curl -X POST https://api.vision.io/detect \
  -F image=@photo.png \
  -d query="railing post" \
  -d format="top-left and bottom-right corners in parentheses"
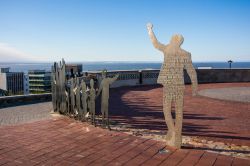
top-left (139, 70), bottom-right (143, 85)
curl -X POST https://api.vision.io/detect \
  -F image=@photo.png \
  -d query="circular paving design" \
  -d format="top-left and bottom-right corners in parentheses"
top-left (198, 87), bottom-right (250, 103)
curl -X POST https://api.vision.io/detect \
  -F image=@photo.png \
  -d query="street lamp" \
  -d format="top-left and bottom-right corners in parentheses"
top-left (228, 60), bottom-right (233, 69)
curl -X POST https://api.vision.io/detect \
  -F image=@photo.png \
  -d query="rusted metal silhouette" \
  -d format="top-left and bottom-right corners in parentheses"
top-left (51, 60), bottom-right (118, 129)
top-left (75, 77), bottom-right (81, 119)
top-left (147, 23), bottom-right (198, 148)
top-left (89, 79), bottom-right (96, 126)
top-left (81, 80), bottom-right (88, 120)
top-left (97, 70), bottom-right (119, 129)
top-left (51, 59), bottom-right (66, 114)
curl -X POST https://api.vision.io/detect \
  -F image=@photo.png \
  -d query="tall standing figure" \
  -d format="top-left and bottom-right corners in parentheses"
top-left (147, 23), bottom-right (198, 148)
top-left (81, 80), bottom-right (88, 121)
top-left (75, 77), bottom-right (81, 119)
top-left (89, 79), bottom-right (96, 126)
top-left (97, 71), bottom-right (119, 129)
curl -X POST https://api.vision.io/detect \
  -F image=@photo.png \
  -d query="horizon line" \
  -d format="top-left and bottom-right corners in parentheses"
top-left (1, 60), bottom-right (250, 64)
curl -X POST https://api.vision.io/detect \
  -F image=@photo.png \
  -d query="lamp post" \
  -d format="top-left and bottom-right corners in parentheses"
top-left (228, 60), bottom-right (233, 69)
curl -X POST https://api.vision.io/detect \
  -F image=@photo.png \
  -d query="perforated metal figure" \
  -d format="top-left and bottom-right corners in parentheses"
top-left (70, 78), bottom-right (76, 115)
top-left (51, 59), bottom-right (67, 113)
top-left (147, 23), bottom-right (198, 148)
top-left (65, 89), bottom-right (70, 115)
top-left (97, 71), bottom-right (119, 129)
top-left (75, 78), bottom-right (81, 119)
top-left (81, 80), bottom-right (88, 121)
top-left (51, 64), bottom-right (57, 112)
top-left (89, 79), bottom-right (96, 126)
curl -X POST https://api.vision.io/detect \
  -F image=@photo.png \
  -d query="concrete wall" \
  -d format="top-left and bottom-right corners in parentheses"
top-left (99, 69), bottom-right (250, 87)
top-left (0, 93), bottom-right (51, 108)
top-left (196, 69), bottom-right (250, 83)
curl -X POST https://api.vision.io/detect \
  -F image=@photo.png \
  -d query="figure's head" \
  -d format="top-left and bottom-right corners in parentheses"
top-left (170, 34), bottom-right (184, 46)
top-left (101, 69), bottom-right (107, 79)
top-left (81, 80), bottom-right (86, 90)
top-left (90, 79), bottom-right (94, 88)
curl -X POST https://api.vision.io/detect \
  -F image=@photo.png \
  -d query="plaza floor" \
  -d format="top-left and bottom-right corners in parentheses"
top-left (0, 83), bottom-right (249, 165)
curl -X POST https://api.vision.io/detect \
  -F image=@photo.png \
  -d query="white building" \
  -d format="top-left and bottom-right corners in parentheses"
top-left (0, 68), bottom-right (24, 95)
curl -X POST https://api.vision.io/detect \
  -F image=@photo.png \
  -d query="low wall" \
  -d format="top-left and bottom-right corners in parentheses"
top-left (195, 69), bottom-right (250, 83)
top-left (0, 93), bottom-right (51, 108)
top-left (94, 69), bottom-right (250, 87)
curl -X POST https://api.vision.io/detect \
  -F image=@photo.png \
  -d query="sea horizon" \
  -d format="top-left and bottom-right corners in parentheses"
top-left (0, 61), bottom-right (250, 73)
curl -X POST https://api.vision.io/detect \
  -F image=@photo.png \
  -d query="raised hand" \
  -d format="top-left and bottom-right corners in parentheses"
top-left (147, 22), bottom-right (153, 31)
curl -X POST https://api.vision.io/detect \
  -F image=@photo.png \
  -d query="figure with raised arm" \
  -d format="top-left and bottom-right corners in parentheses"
top-left (147, 23), bottom-right (198, 148)
top-left (96, 70), bottom-right (119, 129)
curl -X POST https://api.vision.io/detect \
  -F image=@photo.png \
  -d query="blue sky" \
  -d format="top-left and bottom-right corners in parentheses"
top-left (0, 0), bottom-right (249, 62)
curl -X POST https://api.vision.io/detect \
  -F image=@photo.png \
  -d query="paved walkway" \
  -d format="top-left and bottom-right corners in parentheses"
top-left (0, 83), bottom-right (250, 165)
top-left (0, 117), bottom-right (249, 166)
top-left (0, 102), bottom-right (52, 126)
top-left (107, 83), bottom-right (250, 147)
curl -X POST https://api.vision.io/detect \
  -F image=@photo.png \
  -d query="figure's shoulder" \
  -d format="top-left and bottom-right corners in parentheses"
top-left (180, 49), bottom-right (191, 58)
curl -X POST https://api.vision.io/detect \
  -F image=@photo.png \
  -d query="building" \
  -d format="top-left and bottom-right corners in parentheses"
top-left (66, 64), bottom-right (82, 78)
top-left (28, 70), bottom-right (51, 94)
top-left (0, 68), bottom-right (24, 95)
top-left (23, 74), bottom-right (29, 95)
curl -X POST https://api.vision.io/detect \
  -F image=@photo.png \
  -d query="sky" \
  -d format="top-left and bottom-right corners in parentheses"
top-left (0, 0), bottom-right (249, 62)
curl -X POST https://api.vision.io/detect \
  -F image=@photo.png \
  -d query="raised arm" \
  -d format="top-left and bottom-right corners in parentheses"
top-left (108, 74), bottom-right (119, 84)
top-left (185, 53), bottom-right (198, 96)
top-left (147, 23), bottom-right (165, 51)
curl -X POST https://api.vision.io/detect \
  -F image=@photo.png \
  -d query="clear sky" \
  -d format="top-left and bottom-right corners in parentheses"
top-left (0, 0), bottom-right (249, 62)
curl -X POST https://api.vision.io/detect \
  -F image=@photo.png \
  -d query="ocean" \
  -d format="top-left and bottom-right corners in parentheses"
top-left (0, 62), bottom-right (250, 73)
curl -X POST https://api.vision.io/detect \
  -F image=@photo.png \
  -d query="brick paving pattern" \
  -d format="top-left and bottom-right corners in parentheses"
top-left (0, 83), bottom-right (249, 165)
top-left (0, 117), bottom-right (249, 166)
top-left (198, 87), bottom-right (250, 103)
top-left (108, 83), bottom-right (250, 146)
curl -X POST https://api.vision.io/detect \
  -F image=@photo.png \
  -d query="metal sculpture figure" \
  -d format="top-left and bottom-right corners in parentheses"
top-left (89, 79), bottom-right (96, 126)
top-left (147, 23), bottom-right (198, 148)
top-left (65, 89), bottom-right (70, 115)
top-left (75, 77), bottom-right (81, 119)
top-left (51, 63), bottom-right (57, 112)
top-left (81, 80), bottom-right (88, 121)
top-left (51, 59), bottom-right (67, 113)
top-left (59, 59), bottom-right (67, 113)
top-left (69, 78), bottom-right (76, 115)
top-left (52, 60), bottom-right (120, 129)
top-left (97, 70), bottom-right (119, 129)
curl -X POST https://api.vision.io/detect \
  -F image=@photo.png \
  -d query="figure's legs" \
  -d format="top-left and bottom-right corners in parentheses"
top-left (105, 103), bottom-right (111, 130)
top-left (66, 99), bottom-right (69, 115)
top-left (83, 103), bottom-right (87, 121)
top-left (174, 91), bottom-right (184, 148)
top-left (101, 101), bottom-right (105, 127)
top-left (163, 86), bottom-right (175, 145)
top-left (93, 104), bottom-right (96, 127)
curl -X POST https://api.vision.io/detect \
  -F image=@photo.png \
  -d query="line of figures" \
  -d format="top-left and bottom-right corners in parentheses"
top-left (51, 59), bottom-right (119, 129)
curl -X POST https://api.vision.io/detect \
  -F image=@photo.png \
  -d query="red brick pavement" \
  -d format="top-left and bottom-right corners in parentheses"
top-left (0, 83), bottom-right (250, 165)
top-left (0, 117), bottom-right (249, 166)
top-left (108, 83), bottom-right (250, 146)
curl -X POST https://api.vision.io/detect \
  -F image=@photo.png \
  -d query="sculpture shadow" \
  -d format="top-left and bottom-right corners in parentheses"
top-left (100, 85), bottom-right (250, 143)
